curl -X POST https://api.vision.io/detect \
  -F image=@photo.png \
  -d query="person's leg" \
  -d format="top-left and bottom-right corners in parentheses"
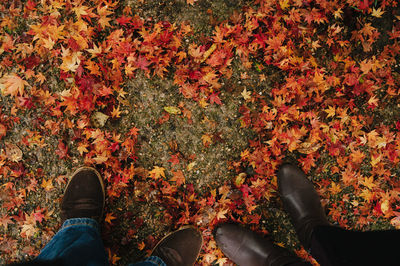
top-left (215, 223), bottom-right (311, 266)
top-left (310, 225), bottom-right (400, 266)
top-left (278, 163), bottom-right (400, 266)
top-left (128, 226), bottom-right (202, 266)
top-left (34, 167), bottom-right (108, 266)
top-left (35, 218), bottom-right (108, 266)
top-left (277, 163), bottom-right (330, 251)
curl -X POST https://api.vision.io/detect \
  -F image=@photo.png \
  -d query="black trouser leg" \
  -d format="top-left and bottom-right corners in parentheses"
top-left (309, 225), bottom-right (400, 266)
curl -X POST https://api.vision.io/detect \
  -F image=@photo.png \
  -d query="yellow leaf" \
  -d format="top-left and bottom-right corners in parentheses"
top-left (164, 106), bottom-right (181, 115)
top-left (111, 105), bottom-right (121, 118)
top-left (216, 209), bottom-right (228, 220)
top-left (279, 0), bottom-right (289, 10)
top-left (60, 47), bottom-right (81, 72)
top-left (149, 166), bottom-right (165, 180)
top-left (93, 154), bottom-right (108, 164)
top-left (202, 43), bottom-right (217, 62)
top-left (235, 173), bottom-right (246, 187)
top-left (41, 179), bottom-right (54, 192)
top-left (361, 176), bottom-right (376, 190)
top-left (198, 98), bottom-right (209, 108)
top-left (77, 143), bottom-right (89, 155)
top-left (391, 216), bottom-right (400, 229)
top-left (241, 88), bottom-right (251, 100)
top-left (371, 8), bottom-right (384, 18)
top-left (324, 106), bottom-right (335, 118)
top-left (381, 199), bottom-right (389, 214)
top-left (21, 223), bottom-right (37, 238)
top-left (201, 134), bottom-right (212, 147)
top-left (187, 161), bottom-right (196, 171)
top-left (0, 74), bottom-right (28, 96)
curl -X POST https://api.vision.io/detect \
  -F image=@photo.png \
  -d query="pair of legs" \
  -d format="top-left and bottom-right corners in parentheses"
top-left (15, 164), bottom-right (400, 265)
top-left (26, 167), bottom-right (203, 266)
top-left (214, 163), bottom-right (400, 266)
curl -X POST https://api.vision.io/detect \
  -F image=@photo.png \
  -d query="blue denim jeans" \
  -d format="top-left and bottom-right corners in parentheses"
top-left (35, 218), bottom-right (166, 266)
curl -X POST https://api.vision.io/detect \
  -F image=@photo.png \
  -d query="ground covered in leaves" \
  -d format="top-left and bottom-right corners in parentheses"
top-left (1, 0), bottom-right (400, 265)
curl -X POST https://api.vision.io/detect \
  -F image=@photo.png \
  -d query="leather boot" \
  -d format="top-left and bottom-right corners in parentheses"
top-left (215, 223), bottom-right (304, 266)
top-left (151, 226), bottom-right (203, 266)
top-left (61, 167), bottom-right (105, 223)
top-left (277, 163), bottom-right (330, 250)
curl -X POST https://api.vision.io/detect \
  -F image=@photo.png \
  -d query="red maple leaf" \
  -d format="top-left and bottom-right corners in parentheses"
top-left (208, 92), bottom-right (222, 105)
top-left (55, 140), bottom-right (68, 159)
top-left (135, 56), bottom-right (151, 71)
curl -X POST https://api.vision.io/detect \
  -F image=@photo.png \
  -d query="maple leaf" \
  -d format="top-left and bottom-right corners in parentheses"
top-left (21, 223), bottom-right (37, 239)
top-left (350, 149), bottom-right (365, 164)
top-left (241, 88), bottom-right (251, 100)
top-left (137, 241), bottom-right (146, 250)
top-left (324, 106), bottom-right (335, 118)
top-left (111, 105), bottom-right (121, 118)
top-left (77, 142), bottom-right (89, 155)
top-left (97, 5), bottom-right (112, 28)
top-left (135, 56), bottom-right (151, 71)
top-left (0, 215), bottom-right (14, 230)
top-left (55, 140), bottom-right (68, 159)
top-left (60, 47), bottom-right (81, 72)
top-left (371, 8), bottom-right (384, 18)
top-left (105, 212), bottom-right (116, 224)
top-left (168, 154), bottom-right (180, 165)
top-left (216, 208), bottom-right (228, 220)
top-left (0, 74), bottom-right (29, 97)
top-left (32, 209), bottom-right (45, 223)
top-left (361, 176), bottom-right (376, 190)
top-left (93, 153), bottom-right (109, 164)
top-left (86, 43), bottom-right (103, 58)
top-left (201, 134), bottom-right (212, 147)
top-left (170, 170), bottom-right (185, 186)
top-left (41, 178), bottom-right (54, 192)
top-left (149, 166), bottom-right (165, 180)
top-left (208, 92), bottom-right (222, 105)
top-left (128, 127), bottom-right (139, 137)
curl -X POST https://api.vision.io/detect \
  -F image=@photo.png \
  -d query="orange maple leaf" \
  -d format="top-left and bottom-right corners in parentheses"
top-left (149, 166), bottom-right (165, 180)
top-left (41, 179), bottom-right (54, 192)
top-left (105, 212), bottom-right (116, 224)
top-left (170, 170), bottom-right (185, 186)
top-left (0, 74), bottom-right (28, 96)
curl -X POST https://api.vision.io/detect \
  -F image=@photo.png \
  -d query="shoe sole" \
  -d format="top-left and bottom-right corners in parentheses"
top-left (65, 166), bottom-right (105, 218)
top-left (151, 225), bottom-right (204, 255)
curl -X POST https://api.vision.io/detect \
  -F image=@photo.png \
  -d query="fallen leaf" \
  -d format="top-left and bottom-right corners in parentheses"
top-left (0, 74), bottom-right (28, 97)
top-left (5, 143), bottom-right (23, 162)
top-left (164, 106), bottom-right (181, 115)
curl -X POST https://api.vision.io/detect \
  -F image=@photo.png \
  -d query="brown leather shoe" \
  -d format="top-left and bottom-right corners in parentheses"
top-left (60, 167), bottom-right (105, 223)
top-left (277, 163), bottom-right (330, 250)
top-left (215, 223), bottom-right (304, 266)
top-left (151, 226), bottom-right (203, 266)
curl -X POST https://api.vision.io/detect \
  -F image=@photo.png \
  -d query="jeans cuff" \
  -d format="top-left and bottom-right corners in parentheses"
top-left (61, 218), bottom-right (100, 231)
top-left (144, 256), bottom-right (167, 266)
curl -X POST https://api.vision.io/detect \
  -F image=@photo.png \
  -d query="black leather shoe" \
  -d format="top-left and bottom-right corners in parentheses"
top-left (61, 167), bottom-right (105, 223)
top-left (277, 163), bottom-right (330, 250)
top-left (151, 226), bottom-right (203, 266)
top-left (215, 223), bottom-right (304, 266)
